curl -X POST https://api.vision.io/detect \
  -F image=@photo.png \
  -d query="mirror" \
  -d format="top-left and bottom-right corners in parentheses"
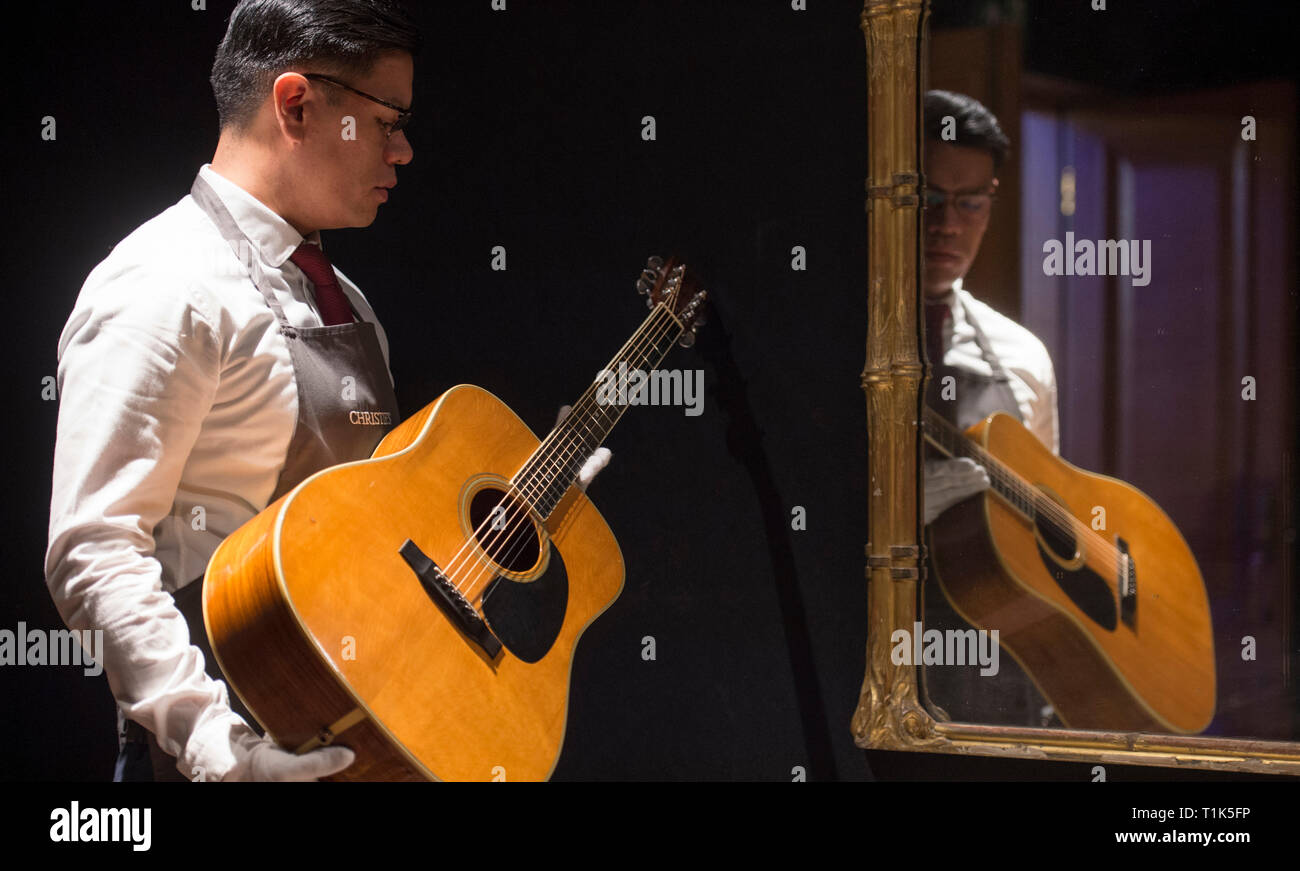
top-left (915, 0), bottom-right (1296, 744)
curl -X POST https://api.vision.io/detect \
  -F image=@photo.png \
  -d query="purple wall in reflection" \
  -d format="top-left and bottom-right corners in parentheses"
top-left (1017, 101), bottom-right (1296, 739)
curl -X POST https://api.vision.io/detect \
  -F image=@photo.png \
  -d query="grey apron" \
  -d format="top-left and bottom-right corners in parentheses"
top-left (920, 298), bottom-right (1057, 728)
top-left (113, 174), bottom-right (400, 781)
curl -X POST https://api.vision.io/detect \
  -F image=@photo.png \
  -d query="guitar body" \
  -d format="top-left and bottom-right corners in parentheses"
top-left (203, 384), bottom-right (625, 781)
top-left (927, 412), bottom-right (1216, 734)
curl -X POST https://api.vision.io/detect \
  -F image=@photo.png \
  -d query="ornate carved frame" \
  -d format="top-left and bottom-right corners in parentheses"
top-left (850, 0), bottom-right (1300, 776)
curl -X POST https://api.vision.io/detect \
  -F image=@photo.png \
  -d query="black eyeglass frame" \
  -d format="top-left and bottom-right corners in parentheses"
top-left (920, 185), bottom-right (998, 217)
top-left (304, 73), bottom-right (412, 137)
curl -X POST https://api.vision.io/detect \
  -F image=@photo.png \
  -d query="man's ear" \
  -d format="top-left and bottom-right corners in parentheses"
top-left (271, 72), bottom-right (310, 141)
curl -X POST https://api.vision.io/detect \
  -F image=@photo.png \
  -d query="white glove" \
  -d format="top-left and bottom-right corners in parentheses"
top-left (923, 457), bottom-right (990, 525)
top-left (556, 405), bottom-right (612, 491)
top-left (224, 731), bottom-right (356, 782)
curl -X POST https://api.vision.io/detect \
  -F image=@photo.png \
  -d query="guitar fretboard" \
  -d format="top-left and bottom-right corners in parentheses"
top-left (514, 304), bottom-right (684, 519)
top-left (922, 405), bottom-right (1038, 522)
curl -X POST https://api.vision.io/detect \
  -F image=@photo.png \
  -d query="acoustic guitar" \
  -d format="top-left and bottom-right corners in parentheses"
top-left (923, 407), bottom-right (1216, 734)
top-left (203, 256), bottom-right (707, 780)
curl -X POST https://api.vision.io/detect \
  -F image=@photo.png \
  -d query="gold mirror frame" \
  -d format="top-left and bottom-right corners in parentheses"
top-left (850, 0), bottom-right (1300, 776)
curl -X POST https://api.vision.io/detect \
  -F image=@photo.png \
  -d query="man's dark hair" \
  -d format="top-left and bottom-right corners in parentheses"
top-left (211, 0), bottom-right (422, 134)
top-left (924, 90), bottom-right (1010, 172)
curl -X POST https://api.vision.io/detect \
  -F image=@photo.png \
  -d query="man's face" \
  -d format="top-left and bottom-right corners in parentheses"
top-left (923, 141), bottom-right (997, 298)
top-left (277, 51), bottom-right (414, 233)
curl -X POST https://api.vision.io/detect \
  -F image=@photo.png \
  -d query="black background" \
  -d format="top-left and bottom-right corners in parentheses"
top-left (1, 0), bottom-right (1296, 784)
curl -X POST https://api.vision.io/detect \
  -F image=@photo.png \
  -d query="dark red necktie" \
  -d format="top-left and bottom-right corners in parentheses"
top-left (925, 302), bottom-right (950, 367)
top-left (289, 242), bottom-right (354, 326)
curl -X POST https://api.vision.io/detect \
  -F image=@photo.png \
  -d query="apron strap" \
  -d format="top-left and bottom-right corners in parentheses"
top-left (190, 174), bottom-right (294, 333)
top-left (957, 293), bottom-right (1015, 384)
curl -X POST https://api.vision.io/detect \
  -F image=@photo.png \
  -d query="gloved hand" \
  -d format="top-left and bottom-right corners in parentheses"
top-left (923, 457), bottom-right (990, 525)
top-left (224, 730), bottom-right (356, 782)
top-left (556, 405), bottom-right (612, 491)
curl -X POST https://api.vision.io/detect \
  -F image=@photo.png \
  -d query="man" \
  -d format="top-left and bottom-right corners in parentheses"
top-left (44, 0), bottom-right (605, 782)
top-left (919, 90), bottom-right (1060, 726)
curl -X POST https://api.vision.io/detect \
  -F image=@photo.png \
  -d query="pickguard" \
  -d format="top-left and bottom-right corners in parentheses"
top-left (1034, 534), bottom-right (1117, 630)
top-left (481, 545), bottom-right (568, 663)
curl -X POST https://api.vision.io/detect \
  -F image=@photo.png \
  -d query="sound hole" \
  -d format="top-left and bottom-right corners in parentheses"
top-left (1035, 512), bottom-right (1077, 563)
top-left (469, 487), bottom-right (541, 574)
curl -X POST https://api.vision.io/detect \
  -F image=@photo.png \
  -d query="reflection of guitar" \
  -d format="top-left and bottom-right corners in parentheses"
top-left (923, 407), bottom-right (1216, 734)
top-left (203, 256), bottom-right (707, 780)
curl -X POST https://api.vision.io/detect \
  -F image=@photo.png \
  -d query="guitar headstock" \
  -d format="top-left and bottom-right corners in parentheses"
top-left (636, 254), bottom-right (708, 348)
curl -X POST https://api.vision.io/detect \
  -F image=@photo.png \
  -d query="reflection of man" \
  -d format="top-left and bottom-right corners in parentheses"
top-left (919, 90), bottom-right (1061, 726)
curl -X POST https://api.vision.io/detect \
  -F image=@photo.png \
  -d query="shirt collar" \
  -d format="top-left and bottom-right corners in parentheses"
top-left (925, 277), bottom-right (960, 309)
top-left (197, 164), bottom-right (323, 268)
top-left (948, 278), bottom-right (972, 322)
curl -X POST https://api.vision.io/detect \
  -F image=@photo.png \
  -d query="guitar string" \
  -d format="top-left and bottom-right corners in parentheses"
top-left (924, 408), bottom-right (1128, 581)
top-left (923, 408), bottom-right (1115, 559)
top-left (428, 343), bottom-right (649, 609)
top-left (927, 418), bottom-right (1126, 577)
top-left (453, 305), bottom-right (676, 599)
top-left (447, 306), bottom-right (680, 605)
top-left (925, 408), bottom-right (1094, 545)
top-left (451, 307), bottom-right (681, 603)
top-left (978, 451), bottom-right (1123, 575)
top-left (423, 305), bottom-right (666, 605)
top-left (929, 441), bottom-right (1129, 586)
top-left (430, 304), bottom-right (681, 606)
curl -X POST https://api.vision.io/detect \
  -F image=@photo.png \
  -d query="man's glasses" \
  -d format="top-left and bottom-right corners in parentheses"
top-left (304, 73), bottom-right (412, 139)
top-left (922, 187), bottom-right (996, 220)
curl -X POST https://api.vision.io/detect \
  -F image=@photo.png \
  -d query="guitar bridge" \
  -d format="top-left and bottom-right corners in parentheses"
top-left (1117, 536), bottom-right (1138, 631)
top-left (399, 539), bottom-right (503, 659)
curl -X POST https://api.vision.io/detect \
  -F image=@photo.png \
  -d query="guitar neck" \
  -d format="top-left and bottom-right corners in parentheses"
top-left (515, 303), bottom-right (685, 520)
top-left (922, 406), bottom-right (1038, 522)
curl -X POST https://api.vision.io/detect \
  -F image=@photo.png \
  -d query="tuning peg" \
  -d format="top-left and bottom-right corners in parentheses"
top-left (636, 277), bottom-right (652, 295)
top-left (678, 330), bottom-right (696, 348)
top-left (646, 255), bottom-right (664, 272)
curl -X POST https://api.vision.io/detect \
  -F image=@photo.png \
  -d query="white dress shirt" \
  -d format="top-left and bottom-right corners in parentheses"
top-left (45, 164), bottom-right (393, 780)
top-left (931, 278), bottom-right (1060, 456)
